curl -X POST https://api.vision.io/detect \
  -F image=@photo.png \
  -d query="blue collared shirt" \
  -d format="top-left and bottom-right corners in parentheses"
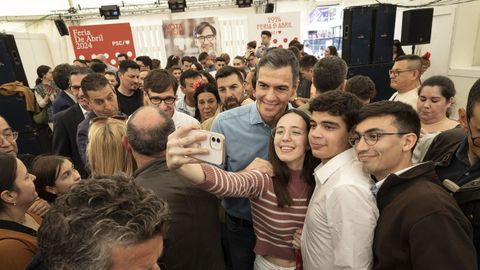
top-left (211, 102), bottom-right (272, 221)
top-left (176, 97), bottom-right (196, 117)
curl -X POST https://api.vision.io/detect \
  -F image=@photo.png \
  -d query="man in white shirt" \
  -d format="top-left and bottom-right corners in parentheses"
top-left (300, 90), bottom-right (379, 269)
top-left (143, 69), bottom-right (199, 129)
top-left (388, 55), bottom-right (422, 110)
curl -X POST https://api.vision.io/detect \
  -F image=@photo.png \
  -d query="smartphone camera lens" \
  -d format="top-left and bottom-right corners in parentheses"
top-left (216, 138), bottom-right (220, 143)
top-left (211, 137), bottom-right (215, 142)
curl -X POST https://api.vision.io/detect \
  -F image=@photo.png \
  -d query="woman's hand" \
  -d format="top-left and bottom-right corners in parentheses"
top-left (166, 124), bottom-right (209, 171)
top-left (28, 198), bottom-right (50, 217)
top-left (292, 229), bottom-right (302, 249)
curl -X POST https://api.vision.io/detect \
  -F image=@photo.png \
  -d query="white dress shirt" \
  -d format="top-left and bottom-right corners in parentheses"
top-left (301, 148), bottom-right (379, 270)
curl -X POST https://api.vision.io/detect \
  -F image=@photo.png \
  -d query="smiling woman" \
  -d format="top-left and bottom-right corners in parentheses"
top-left (166, 110), bottom-right (320, 269)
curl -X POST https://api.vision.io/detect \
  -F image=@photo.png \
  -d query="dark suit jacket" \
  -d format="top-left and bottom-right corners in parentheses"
top-left (373, 162), bottom-right (476, 270)
top-left (52, 104), bottom-right (87, 177)
top-left (134, 157), bottom-right (225, 270)
top-left (52, 91), bottom-right (75, 115)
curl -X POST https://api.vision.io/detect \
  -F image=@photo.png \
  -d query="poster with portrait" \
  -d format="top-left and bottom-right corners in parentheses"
top-left (163, 17), bottom-right (221, 57)
top-left (247, 12), bottom-right (300, 49)
top-left (69, 23), bottom-right (136, 66)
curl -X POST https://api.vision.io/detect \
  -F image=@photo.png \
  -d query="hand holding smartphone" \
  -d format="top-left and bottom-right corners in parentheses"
top-left (186, 130), bottom-right (226, 166)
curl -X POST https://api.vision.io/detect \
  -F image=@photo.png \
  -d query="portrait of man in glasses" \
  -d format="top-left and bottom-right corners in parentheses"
top-left (143, 69), bottom-right (199, 129)
top-left (193, 21), bottom-right (217, 54)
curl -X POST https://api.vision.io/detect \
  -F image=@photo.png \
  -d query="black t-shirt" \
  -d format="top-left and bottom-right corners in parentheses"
top-left (116, 89), bottom-right (143, 116)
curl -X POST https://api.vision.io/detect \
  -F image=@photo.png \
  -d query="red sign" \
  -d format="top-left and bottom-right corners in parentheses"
top-left (69, 23), bottom-right (136, 66)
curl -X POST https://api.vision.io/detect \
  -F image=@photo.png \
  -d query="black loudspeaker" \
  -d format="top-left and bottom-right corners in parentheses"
top-left (265, 3), bottom-right (274, 13)
top-left (0, 34), bottom-right (29, 87)
top-left (342, 6), bottom-right (373, 65)
top-left (372, 4), bottom-right (396, 63)
top-left (54, 19), bottom-right (69, 36)
top-left (401, 8), bottom-right (433, 45)
top-left (347, 63), bottom-right (394, 102)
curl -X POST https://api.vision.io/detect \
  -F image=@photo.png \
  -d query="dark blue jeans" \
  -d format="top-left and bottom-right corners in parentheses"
top-left (223, 214), bottom-right (256, 270)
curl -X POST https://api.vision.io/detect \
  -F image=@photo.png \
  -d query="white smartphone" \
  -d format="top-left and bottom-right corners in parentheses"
top-left (186, 130), bottom-right (226, 166)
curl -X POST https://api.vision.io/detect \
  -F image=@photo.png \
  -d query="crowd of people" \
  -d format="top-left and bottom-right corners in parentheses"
top-left (0, 28), bottom-right (479, 270)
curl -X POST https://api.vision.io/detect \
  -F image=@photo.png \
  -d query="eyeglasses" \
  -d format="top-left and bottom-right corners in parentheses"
top-left (148, 94), bottom-right (177, 105)
top-left (348, 131), bottom-right (408, 146)
top-left (271, 127), bottom-right (306, 138)
top-left (91, 115), bottom-right (128, 124)
top-left (195, 34), bottom-right (215, 42)
top-left (0, 131), bottom-right (19, 144)
top-left (468, 125), bottom-right (480, 147)
top-left (388, 69), bottom-right (415, 77)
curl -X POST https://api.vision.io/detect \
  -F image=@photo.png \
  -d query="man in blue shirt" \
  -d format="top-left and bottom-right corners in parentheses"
top-left (211, 48), bottom-right (298, 270)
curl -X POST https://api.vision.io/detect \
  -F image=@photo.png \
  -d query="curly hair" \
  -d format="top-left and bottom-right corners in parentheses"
top-left (38, 175), bottom-right (170, 270)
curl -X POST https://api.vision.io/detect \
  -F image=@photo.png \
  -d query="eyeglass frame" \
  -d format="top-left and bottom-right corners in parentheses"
top-left (147, 94), bottom-right (177, 105)
top-left (348, 131), bottom-right (409, 147)
top-left (388, 69), bottom-right (416, 77)
top-left (271, 127), bottom-right (306, 139)
top-left (195, 34), bottom-right (216, 42)
top-left (0, 130), bottom-right (19, 144)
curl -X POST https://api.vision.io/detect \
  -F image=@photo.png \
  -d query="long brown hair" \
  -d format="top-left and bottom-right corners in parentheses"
top-left (269, 110), bottom-right (319, 207)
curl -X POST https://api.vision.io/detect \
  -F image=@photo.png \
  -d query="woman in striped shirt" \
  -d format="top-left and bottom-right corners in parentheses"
top-left (166, 110), bottom-right (319, 270)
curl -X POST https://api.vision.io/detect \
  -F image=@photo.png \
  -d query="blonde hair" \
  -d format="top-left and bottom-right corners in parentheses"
top-left (87, 118), bottom-right (136, 177)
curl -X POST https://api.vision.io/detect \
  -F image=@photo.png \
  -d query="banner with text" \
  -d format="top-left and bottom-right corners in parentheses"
top-left (247, 12), bottom-right (301, 49)
top-left (163, 17), bottom-right (221, 57)
top-left (69, 23), bottom-right (136, 66)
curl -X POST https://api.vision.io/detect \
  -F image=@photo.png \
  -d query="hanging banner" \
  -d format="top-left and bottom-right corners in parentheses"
top-left (69, 23), bottom-right (136, 67)
top-left (163, 17), bottom-right (221, 57)
top-left (247, 12), bottom-right (301, 49)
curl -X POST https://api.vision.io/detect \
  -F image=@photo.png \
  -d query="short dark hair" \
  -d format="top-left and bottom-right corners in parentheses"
top-left (247, 41), bottom-right (257, 49)
top-left (327, 45), bottom-right (338, 56)
top-left (73, 59), bottom-right (87, 65)
top-left (70, 66), bottom-right (93, 77)
top-left (169, 65), bottom-right (182, 72)
top-left (144, 69), bottom-right (179, 95)
top-left (395, 54), bottom-right (422, 71)
top-left (288, 46), bottom-right (301, 60)
top-left (127, 106), bottom-right (175, 156)
top-left (258, 48), bottom-right (299, 86)
top-left (31, 155), bottom-right (70, 203)
top-left (38, 175), bottom-right (169, 270)
top-left (345, 75), bottom-right (377, 101)
top-left (357, 100), bottom-right (421, 142)
top-left (194, 22), bottom-right (217, 37)
top-left (105, 71), bottom-right (116, 76)
top-left (180, 70), bottom-right (201, 87)
top-left (152, 59), bottom-right (161, 69)
top-left (182, 56), bottom-right (192, 64)
top-left (466, 78), bottom-right (480, 120)
top-left (313, 56), bottom-right (347, 93)
top-left (299, 55), bottom-right (317, 69)
top-left (136, 56), bottom-right (153, 69)
top-left (53, 63), bottom-right (73, 91)
top-left (419, 75), bottom-right (456, 100)
top-left (261, 30), bottom-right (272, 37)
top-left (90, 62), bottom-right (107, 74)
top-left (118, 60), bottom-right (140, 74)
top-left (81, 73), bottom-right (111, 98)
top-left (192, 62), bottom-right (204, 71)
top-left (165, 55), bottom-right (179, 69)
top-left (117, 53), bottom-right (128, 60)
top-left (234, 56), bottom-right (245, 63)
top-left (198, 52), bottom-right (209, 62)
top-left (215, 57), bottom-right (226, 63)
top-left (309, 90), bottom-right (362, 131)
top-left (215, 66), bottom-right (244, 84)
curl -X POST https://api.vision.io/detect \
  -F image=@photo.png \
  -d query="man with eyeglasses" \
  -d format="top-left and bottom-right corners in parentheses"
top-left (388, 54), bottom-right (422, 111)
top-left (300, 90), bottom-right (378, 269)
top-left (53, 67), bottom-right (92, 178)
top-left (351, 100), bottom-right (476, 269)
top-left (144, 69), bottom-right (199, 129)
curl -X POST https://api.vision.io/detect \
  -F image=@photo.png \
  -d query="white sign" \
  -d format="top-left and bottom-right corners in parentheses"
top-left (247, 12), bottom-right (301, 49)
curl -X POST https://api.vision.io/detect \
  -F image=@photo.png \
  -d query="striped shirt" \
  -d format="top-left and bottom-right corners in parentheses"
top-left (198, 164), bottom-right (309, 261)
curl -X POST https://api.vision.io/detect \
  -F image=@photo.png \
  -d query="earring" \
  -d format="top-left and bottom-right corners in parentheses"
top-left (13, 201), bottom-right (16, 206)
